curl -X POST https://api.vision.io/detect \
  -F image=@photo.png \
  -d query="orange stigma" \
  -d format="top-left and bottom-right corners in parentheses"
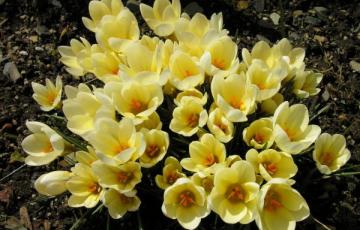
top-left (178, 191), bottom-right (195, 207)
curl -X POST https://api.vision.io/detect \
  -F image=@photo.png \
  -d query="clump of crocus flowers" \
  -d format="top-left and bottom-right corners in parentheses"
top-left (23, 0), bottom-right (351, 229)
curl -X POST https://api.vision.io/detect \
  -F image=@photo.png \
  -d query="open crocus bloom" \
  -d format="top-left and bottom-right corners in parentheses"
top-left (242, 38), bottom-right (305, 80)
top-left (246, 149), bottom-right (298, 181)
top-left (156, 156), bottom-right (185, 189)
top-left (103, 189), bottom-right (141, 219)
top-left (119, 40), bottom-right (168, 85)
top-left (97, 9), bottom-right (140, 52)
top-left (82, 0), bottom-right (124, 32)
top-left (31, 76), bottom-right (62, 111)
top-left (243, 118), bottom-right (274, 149)
top-left (200, 36), bottom-right (239, 78)
top-left (170, 97), bottom-right (208, 136)
top-left (75, 146), bottom-right (98, 166)
top-left (181, 133), bottom-right (226, 174)
top-left (246, 60), bottom-right (287, 101)
top-left (162, 178), bottom-right (210, 230)
top-left (293, 70), bottom-right (323, 98)
top-left (140, 0), bottom-right (181, 37)
top-left (256, 179), bottom-right (310, 230)
top-left (91, 51), bottom-right (123, 83)
top-left (105, 81), bottom-right (163, 125)
top-left (273, 101), bottom-right (321, 154)
top-left (92, 161), bottom-right (142, 192)
top-left (209, 161), bottom-right (259, 224)
top-left (58, 37), bottom-right (101, 77)
top-left (168, 50), bottom-right (205, 90)
top-left (88, 118), bottom-right (145, 165)
top-left (21, 121), bottom-right (66, 166)
top-left (207, 107), bottom-right (234, 143)
top-left (313, 133), bottom-right (351, 175)
top-left (63, 87), bottom-right (115, 139)
top-left (211, 73), bottom-right (257, 122)
top-left (34, 171), bottom-right (71, 196)
top-left (139, 129), bottom-right (169, 168)
top-left (66, 163), bottom-right (104, 208)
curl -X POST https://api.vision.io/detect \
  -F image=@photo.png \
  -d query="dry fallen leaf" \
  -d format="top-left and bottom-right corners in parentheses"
top-left (0, 185), bottom-right (12, 207)
top-left (19, 206), bottom-right (32, 230)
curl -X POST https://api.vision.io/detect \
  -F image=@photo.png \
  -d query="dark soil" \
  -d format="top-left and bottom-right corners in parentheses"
top-left (0, 0), bottom-right (359, 229)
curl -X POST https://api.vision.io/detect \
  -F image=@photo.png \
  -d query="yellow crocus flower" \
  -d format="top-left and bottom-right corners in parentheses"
top-left (136, 112), bottom-right (162, 131)
top-left (174, 88), bottom-right (207, 106)
top-left (273, 102), bottom-right (321, 154)
top-left (34, 171), bottom-right (71, 196)
top-left (91, 51), bottom-right (123, 83)
top-left (256, 179), bottom-right (310, 230)
top-left (105, 81), bottom-right (163, 125)
top-left (139, 129), bottom-right (169, 168)
top-left (246, 149), bottom-right (298, 181)
top-left (313, 133), bottom-right (351, 175)
top-left (243, 118), bottom-right (274, 149)
top-left (162, 178), bottom-right (210, 230)
top-left (211, 73), bottom-right (257, 122)
top-left (31, 76), bottom-right (62, 111)
top-left (181, 133), bottom-right (226, 174)
top-left (97, 9), bottom-right (140, 52)
top-left (170, 97), bottom-right (208, 136)
top-left (82, 0), bottom-right (124, 32)
top-left (140, 0), bottom-right (181, 37)
top-left (207, 107), bottom-right (234, 143)
top-left (169, 50), bottom-right (205, 90)
top-left (246, 60), bottom-right (287, 101)
top-left (200, 36), bottom-right (239, 78)
top-left (58, 37), bottom-right (100, 77)
top-left (209, 161), bottom-right (259, 224)
top-left (66, 163), bottom-right (104, 208)
top-left (92, 161), bottom-right (142, 192)
top-left (260, 93), bottom-right (284, 115)
top-left (21, 121), bottom-right (66, 166)
top-left (191, 171), bottom-right (214, 196)
top-left (156, 156), bottom-right (185, 189)
top-left (62, 87), bottom-right (115, 138)
top-left (293, 70), bottom-right (323, 98)
top-left (75, 146), bottom-right (98, 166)
top-left (103, 189), bottom-right (141, 219)
top-left (88, 118), bottom-right (146, 165)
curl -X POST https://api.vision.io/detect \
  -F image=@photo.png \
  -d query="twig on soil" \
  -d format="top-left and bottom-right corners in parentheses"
top-left (310, 104), bottom-right (331, 122)
top-left (0, 164), bottom-right (26, 183)
top-left (310, 215), bottom-right (332, 230)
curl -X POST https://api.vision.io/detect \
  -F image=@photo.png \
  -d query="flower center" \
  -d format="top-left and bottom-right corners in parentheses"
top-left (117, 171), bottom-right (133, 184)
top-left (43, 144), bottom-right (54, 153)
top-left (88, 183), bottom-right (101, 194)
top-left (263, 162), bottom-right (277, 175)
top-left (183, 70), bottom-right (193, 77)
top-left (178, 190), bottom-right (195, 208)
top-left (226, 185), bottom-right (245, 203)
top-left (213, 58), bottom-right (226, 69)
top-left (264, 190), bottom-right (282, 212)
top-left (204, 153), bottom-right (218, 166)
top-left (254, 133), bottom-right (265, 144)
top-left (187, 113), bottom-right (199, 128)
top-left (201, 178), bottom-right (214, 193)
top-left (229, 97), bottom-right (246, 111)
top-left (320, 152), bottom-right (333, 166)
top-left (166, 171), bottom-right (181, 185)
top-left (47, 92), bottom-right (56, 105)
top-left (145, 144), bottom-right (160, 158)
top-left (215, 122), bottom-right (227, 133)
top-left (130, 99), bottom-right (146, 114)
top-left (113, 144), bottom-right (129, 155)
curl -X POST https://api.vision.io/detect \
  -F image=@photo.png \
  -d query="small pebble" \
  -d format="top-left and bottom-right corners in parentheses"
top-left (19, 50), bottom-right (28, 56)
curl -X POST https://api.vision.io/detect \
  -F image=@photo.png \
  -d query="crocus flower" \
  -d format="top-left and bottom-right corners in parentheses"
top-left (273, 101), bottom-right (321, 154)
top-left (256, 179), bottom-right (310, 230)
top-left (32, 76), bottom-right (62, 111)
top-left (162, 178), bottom-right (210, 229)
top-left (209, 161), bottom-right (259, 224)
top-left (313, 133), bottom-right (351, 175)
